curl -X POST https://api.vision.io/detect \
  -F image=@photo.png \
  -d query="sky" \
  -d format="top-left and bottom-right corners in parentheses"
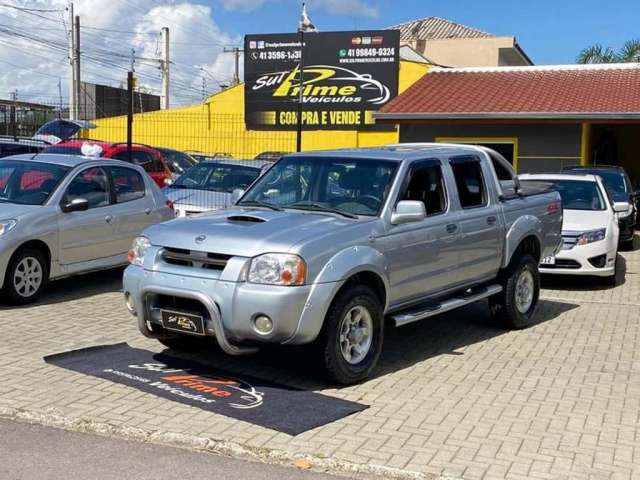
top-left (0, 0), bottom-right (638, 106)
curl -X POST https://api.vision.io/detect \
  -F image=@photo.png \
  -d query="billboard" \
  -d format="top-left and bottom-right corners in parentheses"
top-left (244, 30), bottom-right (400, 130)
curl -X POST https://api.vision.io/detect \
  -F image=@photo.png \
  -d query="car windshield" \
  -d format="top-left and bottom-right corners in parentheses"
top-left (524, 179), bottom-right (606, 211)
top-left (594, 171), bottom-right (629, 201)
top-left (171, 163), bottom-right (260, 193)
top-left (159, 149), bottom-right (196, 173)
top-left (0, 160), bottom-right (70, 205)
top-left (239, 156), bottom-right (398, 217)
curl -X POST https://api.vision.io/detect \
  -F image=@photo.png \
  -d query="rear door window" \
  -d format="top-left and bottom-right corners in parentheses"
top-left (450, 156), bottom-right (487, 209)
top-left (400, 161), bottom-right (447, 216)
top-left (110, 166), bottom-right (146, 203)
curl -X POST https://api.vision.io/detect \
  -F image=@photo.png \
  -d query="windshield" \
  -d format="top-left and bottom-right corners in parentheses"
top-left (0, 160), bottom-right (70, 205)
top-left (172, 163), bottom-right (260, 193)
top-left (595, 171), bottom-right (629, 201)
top-left (240, 156), bottom-right (398, 217)
top-left (524, 179), bottom-right (606, 211)
top-left (159, 149), bottom-right (196, 174)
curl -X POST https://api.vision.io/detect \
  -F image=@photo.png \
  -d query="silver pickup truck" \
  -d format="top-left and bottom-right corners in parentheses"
top-left (123, 144), bottom-right (562, 384)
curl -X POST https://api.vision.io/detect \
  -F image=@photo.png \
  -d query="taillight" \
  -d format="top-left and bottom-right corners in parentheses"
top-left (166, 199), bottom-right (174, 211)
top-left (546, 202), bottom-right (561, 215)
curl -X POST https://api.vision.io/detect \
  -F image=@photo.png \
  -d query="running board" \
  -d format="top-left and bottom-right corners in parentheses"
top-left (391, 284), bottom-right (503, 327)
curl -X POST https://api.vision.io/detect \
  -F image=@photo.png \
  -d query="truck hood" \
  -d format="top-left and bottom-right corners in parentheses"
top-left (145, 207), bottom-right (368, 257)
top-left (562, 209), bottom-right (611, 232)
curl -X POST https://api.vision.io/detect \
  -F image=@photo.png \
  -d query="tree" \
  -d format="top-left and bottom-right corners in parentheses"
top-left (577, 40), bottom-right (640, 63)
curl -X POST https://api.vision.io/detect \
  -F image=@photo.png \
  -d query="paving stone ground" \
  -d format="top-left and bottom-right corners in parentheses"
top-left (1, 246), bottom-right (640, 480)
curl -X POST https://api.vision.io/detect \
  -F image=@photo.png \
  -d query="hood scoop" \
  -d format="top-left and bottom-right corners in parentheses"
top-left (226, 214), bottom-right (267, 224)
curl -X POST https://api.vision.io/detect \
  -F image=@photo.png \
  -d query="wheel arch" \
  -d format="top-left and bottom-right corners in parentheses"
top-left (503, 215), bottom-right (543, 268)
top-left (8, 240), bottom-right (52, 276)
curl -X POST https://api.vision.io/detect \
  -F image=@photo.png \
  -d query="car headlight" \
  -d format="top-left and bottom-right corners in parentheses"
top-left (577, 228), bottom-right (606, 245)
top-left (248, 253), bottom-right (306, 286)
top-left (128, 236), bottom-right (151, 266)
top-left (0, 219), bottom-right (17, 236)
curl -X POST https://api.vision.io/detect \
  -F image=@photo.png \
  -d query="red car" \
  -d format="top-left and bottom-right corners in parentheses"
top-left (45, 140), bottom-right (173, 187)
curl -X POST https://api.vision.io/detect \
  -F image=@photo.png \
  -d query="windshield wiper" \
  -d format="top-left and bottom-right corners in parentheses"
top-left (237, 200), bottom-right (283, 211)
top-left (286, 202), bottom-right (358, 219)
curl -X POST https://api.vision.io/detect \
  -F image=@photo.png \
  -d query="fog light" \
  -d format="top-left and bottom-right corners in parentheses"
top-left (254, 315), bottom-right (273, 335)
top-left (124, 292), bottom-right (136, 314)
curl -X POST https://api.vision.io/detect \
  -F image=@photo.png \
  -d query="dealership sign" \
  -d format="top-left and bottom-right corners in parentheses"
top-left (244, 30), bottom-right (400, 130)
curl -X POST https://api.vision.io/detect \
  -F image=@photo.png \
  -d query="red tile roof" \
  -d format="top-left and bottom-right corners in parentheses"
top-left (377, 64), bottom-right (640, 121)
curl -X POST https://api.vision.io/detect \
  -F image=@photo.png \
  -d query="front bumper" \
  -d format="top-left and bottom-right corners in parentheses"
top-left (123, 262), bottom-right (340, 354)
top-left (540, 240), bottom-right (616, 277)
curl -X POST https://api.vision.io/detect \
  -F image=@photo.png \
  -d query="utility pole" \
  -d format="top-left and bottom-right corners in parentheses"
top-left (74, 14), bottom-right (81, 119)
top-left (223, 47), bottom-right (243, 86)
top-left (67, 2), bottom-right (75, 120)
top-left (127, 71), bottom-right (134, 162)
top-left (160, 27), bottom-right (170, 109)
top-left (201, 74), bottom-right (207, 102)
top-left (57, 78), bottom-right (63, 118)
top-left (9, 89), bottom-right (17, 138)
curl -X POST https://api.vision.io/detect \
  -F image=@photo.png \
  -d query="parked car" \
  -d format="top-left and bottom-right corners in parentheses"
top-left (123, 144), bottom-right (562, 384)
top-left (254, 151), bottom-right (290, 162)
top-left (0, 153), bottom-right (174, 304)
top-left (520, 173), bottom-right (627, 282)
top-left (155, 147), bottom-right (196, 178)
top-left (562, 165), bottom-right (638, 242)
top-left (0, 119), bottom-right (96, 158)
top-left (45, 140), bottom-right (173, 188)
top-left (0, 136), bottom-right (49, 158)
top-left (165, 159), bottom-right (268, 217)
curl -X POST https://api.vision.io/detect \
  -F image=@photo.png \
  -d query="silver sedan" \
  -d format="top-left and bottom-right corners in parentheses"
top-left (165, 159), bottom-right (271, 217)
top-left (0, 153), bottom-right (174, 304)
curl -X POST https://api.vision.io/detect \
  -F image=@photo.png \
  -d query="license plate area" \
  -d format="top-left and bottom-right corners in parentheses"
top-left (541, 256), bottom-right (556, 265)
top-left (161, 309), bottom-right (205, 336)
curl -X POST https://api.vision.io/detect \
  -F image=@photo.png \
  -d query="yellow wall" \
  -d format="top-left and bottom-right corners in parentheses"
top-left (90, 60), bottom-right (430, 158)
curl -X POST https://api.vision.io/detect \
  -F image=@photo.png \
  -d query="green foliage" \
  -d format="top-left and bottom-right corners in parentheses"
top-left (576, 40), bottom-right (640, 63)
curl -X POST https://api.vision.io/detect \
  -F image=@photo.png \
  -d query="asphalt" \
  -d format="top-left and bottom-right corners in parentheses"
top-left (0, 419), bottom-right (350, 480)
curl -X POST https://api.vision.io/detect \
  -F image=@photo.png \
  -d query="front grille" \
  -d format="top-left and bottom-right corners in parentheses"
top-left (161, 247), bottom-right (231, 270)
top-left (542, 259), bottom-right (581, 269)
top-left (561, 230), bottom-right (581, 250)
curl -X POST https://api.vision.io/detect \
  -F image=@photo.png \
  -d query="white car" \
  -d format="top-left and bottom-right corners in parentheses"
top-left (519, 173), bottom-right (630, 280)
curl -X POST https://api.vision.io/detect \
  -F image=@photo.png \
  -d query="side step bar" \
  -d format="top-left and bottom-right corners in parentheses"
top-left (391, 284), bottom-right (503, 327)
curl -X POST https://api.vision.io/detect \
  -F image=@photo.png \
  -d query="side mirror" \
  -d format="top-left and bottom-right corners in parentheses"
top-left (62, 198), bottom-right (89, 213)
top-left (613, 201), bottom-right (630, 213)
top-left (231, 188), bottom-right (244, 204)
top-left (391, 200), bottom-right (426, 225)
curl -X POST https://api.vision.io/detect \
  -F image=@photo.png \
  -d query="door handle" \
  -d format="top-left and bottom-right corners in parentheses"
top-left (487, 216), bottom-right (497, 225)
top-left (446, 224), bottom-right (458, 234)
top-left (105, 215), bottom-right (113, 223)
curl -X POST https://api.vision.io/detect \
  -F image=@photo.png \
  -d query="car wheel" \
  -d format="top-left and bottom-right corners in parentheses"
top-left (316, 285), bottom-right (384, 385)
top-left (489, 254), bottom-right (540, 329)
top-left (3, 248), bottom-right (48, 305)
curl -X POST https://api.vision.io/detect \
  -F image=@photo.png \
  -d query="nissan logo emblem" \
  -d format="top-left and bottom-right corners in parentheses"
top-left (195, 235), bottom-right (206, 244)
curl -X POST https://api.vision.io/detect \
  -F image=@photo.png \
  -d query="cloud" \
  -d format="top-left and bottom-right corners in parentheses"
top-left (0, 1), bottom-right (240, 107)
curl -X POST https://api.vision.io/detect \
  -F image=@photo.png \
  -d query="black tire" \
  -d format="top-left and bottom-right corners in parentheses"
top-left (158, 335), bottom-right (213, 352)
top-left (489, 254), bottom-right (540, 329)
top-left (2, 248), bottom-right (48, 305)
top-left (316, 285), bottom-right (384, 385)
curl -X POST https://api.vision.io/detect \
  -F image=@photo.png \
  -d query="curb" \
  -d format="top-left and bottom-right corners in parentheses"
top-left (0, 406), bottom-right (458, 480)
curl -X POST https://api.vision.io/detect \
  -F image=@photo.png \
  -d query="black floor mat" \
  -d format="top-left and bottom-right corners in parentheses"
top-left (44, 343), bottom-right (367, 435)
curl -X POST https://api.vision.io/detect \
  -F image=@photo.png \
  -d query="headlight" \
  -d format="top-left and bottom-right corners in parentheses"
top-left (128, 236), bottom-right (151, 265)
top-left (577, 229), bottom-right (606, 245)
top-left (248, 253), bottom-right (306, 286)
top-left (0, 219), bottom-right (17, 236)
